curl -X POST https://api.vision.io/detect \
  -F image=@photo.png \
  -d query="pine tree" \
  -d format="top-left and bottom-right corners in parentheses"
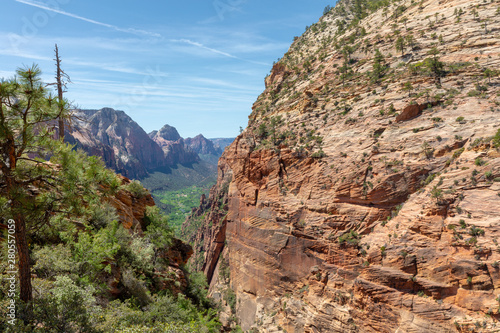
top-left (405, 33), bottom-right (415, 51)
top-left (370, 49), bottom-right (387, 83)
top-left (395, 36), bottom-right (406, 56)
top-left (341, 45), bottom-right (354, 64)
top-left (401, 17), bottom-right (408, 30)
top-left (339, 62), bottom-right (352, 86)
top-left (0, 65), bottom-right (56, 307)
top-left (483, 68), bottom-right (498, 84)
top-left (424, 47), bottom-right (444, 84)
top-left (0, 65), bottom-right (120, 322)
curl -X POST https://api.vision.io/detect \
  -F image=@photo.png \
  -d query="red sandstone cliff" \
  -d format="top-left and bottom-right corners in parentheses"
top-left (107, 176), bottom-right (193, 297)
top-left (186, 0), bottom-right (500, 331)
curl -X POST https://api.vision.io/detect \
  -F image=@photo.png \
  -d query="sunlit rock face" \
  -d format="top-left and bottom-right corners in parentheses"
top-left (184, 0), bottom-right (500, 331)
top-left (150, 124), bottom-right (199, 165)
top-left (66, 109), bottom-right (199, 178)
top-left (66, 108), bottom-right (166, 178)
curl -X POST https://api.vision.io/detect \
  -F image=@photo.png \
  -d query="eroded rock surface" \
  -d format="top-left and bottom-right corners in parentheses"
top-left (186, 0), bottom-right (500, 331)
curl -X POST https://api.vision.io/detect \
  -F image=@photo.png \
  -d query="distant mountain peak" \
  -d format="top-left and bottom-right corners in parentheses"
top-left (184, 134), bottom-right (220, 156)
top-left (156, 124), bottom-right (181, 141)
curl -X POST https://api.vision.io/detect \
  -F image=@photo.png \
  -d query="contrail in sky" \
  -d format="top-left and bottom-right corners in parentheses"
top-left (15, 0), bottom-right (269, 66)
top-left (15, 0), bottom-right (161, 38)
top-left (171, 39), bottom-right (238, 59)
top-left (170, 39), bottom-right (268, 66)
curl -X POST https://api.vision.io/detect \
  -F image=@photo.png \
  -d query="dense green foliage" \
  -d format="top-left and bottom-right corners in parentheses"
top-left (139, 163), bottom-right (215, 239)
top-left (152, 185), bottom-right (213, 236)
top-left (0, 66), bottom-right (219, 332)
top-left (140, 163), bottom-right (216, 225)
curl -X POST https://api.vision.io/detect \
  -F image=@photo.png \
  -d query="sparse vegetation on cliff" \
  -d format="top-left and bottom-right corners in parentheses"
top-left (187, 0), bottom-right (500, 331)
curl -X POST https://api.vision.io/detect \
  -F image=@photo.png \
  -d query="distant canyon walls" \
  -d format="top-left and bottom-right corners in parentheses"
top-left (66, 108), bottom-right (233, 179)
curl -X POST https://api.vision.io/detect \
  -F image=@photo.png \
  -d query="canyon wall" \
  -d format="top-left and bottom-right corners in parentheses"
top-left (186, 0), bottom-right (500, 331)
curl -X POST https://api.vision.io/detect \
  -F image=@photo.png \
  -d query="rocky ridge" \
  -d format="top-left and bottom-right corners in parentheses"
top-left (185, 134), bottom-right (223, 156)
top-left (66, 108), bottom-right (166, 179)
top-left (150, 124), bottom-right (200, 165)
top-left (210, 137), bottom-right (236, 153)
top-left (185, 0), bottom-right (500, 332)
top-left (66, 108), bottom-right (214, 179)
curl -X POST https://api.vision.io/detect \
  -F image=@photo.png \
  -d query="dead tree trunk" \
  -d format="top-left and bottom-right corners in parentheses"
top-left (54, 44), bottom-right (70, 141)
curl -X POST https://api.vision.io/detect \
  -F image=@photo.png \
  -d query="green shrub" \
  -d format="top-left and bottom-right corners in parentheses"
top-left (311, 150), bottom-right (327, 158)
top-left (224, 288), bottom-right (237, 314)
top-left (97, 295), bottom-right (220, 333)
top-left (186, 271), bottom-right (212, 309)
top-left (452, 148), bottom-right (465, 159)
top-left (143, 206), bottom-right (174, 249)
top-left (122, 269), bottom-right (153, 307)
top-left (89, 202), bottom-right (118, 230)
top-left (72, 221), bottom-right (123, 277)
top-left (339, 230), bottom-right (360, 246)
top-left (469, 226), bottom-right (485, 237)
top-left (123, 180), bottom-right (150, 198)
top-left (31, 276), bottom-right (99, 333)
top-left (431, 186), bottom-right (442, 200)
top-left (33, 244), bottom-right (77, 280)
top-left (475, 157), bottom-right (486, 166)
top-left (380, 245), bottom-right (387, 257)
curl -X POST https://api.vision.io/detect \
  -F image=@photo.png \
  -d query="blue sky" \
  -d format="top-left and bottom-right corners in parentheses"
top-left (1, 0), bottom-right (333, 138)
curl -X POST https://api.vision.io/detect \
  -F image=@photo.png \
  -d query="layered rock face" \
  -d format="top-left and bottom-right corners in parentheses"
top-left (186, 0), bottom-right (500, 331)
top-left (150, 124), bottom-right (199, 165)
top-left (66, 108), bottom-right (166, 179)
top-left (67, 109), bottom-right (201, 178)
top-left (185, 134), bottom-right (223, 156)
